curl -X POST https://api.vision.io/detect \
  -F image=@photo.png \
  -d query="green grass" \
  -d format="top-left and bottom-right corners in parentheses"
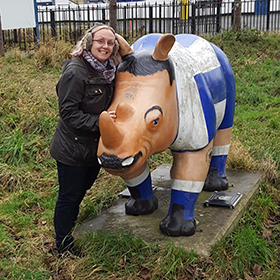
top-left (211, 225), bottom-right (274, 279)
top-left (74, 231), bottom-right (198, 279)
top-left (0, 29), bottom-right (279, 279)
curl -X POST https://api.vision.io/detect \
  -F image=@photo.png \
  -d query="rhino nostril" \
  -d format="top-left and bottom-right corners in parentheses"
top-left (121, 157), bottom-right (134, 167)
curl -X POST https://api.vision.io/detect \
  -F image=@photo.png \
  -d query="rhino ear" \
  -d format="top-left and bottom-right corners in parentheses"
top-left (152, 34), bottom-right (175, 61)
top-left (115, 34), bottom-right (133, 57)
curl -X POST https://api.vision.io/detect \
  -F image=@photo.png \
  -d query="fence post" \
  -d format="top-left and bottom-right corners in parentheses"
top-left (0, 14), bottom-right (4, 56)
top-left (232, 0), bottom-right (241, 30)
top-left (159, 4), bottom-right (162, 33)
top-left (72, 9), bottom-right (76, 42)
top-left (191, 3), bottom-right (196, 34)
top-left (172, 1), bottom-right (176, 34)
top-left (102, 8), bottom-right (106, 24)
top-left (231, 2), bottom-right (234, 25)
top-left (14, 29), bottom-right (18, 43)
top-left (109, 0), bottom-right (117, 30)
top-left (68, 6), bottom-right (72, 44)
top-left (149, 6), bottom-right (153, 34)
top-left (41, 7), bottom-right (45, 42)
top-left (266, 0), bottom-right (271, 31)
top-left (123, 7), bottom-right (127, 39)
top-left (50, 10), bottom-right (57, 38)
top-left (33, 0), bottom-right (40, 44)
top-left (33, 28), bottom-right (38, 44)
top-left (87, 6), bottom-right (90, 29)
top-left (216, 0), bottom-right (221, 33)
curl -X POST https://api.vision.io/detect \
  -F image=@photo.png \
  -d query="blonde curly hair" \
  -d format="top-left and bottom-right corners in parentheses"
top-left (71, 23), bottom-right (119, 59)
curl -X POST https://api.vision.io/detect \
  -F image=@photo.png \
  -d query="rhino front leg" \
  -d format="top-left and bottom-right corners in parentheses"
top-left (159, 189), bottom-right (199, 236)
top-left (123, 163), bottom-right (158, 216)
top-left (160, 143), bottom-right (212, 237)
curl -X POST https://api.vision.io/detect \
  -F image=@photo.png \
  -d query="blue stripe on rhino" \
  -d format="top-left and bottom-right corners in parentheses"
top-left (194, 74), bottom-right (217, 143)
top-left (210, 43), bottom-right (236, 129)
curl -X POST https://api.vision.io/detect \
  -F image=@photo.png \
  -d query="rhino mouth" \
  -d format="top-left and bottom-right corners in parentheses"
top-left (98, 152), bottom-right (142, 170)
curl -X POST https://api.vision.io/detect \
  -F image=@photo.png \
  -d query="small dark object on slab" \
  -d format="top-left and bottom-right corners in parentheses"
top-left (204, 191), bottom-right (243, 209)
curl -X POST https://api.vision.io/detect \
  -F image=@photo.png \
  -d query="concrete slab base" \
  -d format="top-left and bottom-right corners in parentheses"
top-left (74, 165), bottom-right (261, 256)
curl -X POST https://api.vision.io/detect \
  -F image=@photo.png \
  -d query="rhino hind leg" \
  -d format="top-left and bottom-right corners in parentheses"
top-left (203, 128), bottom-right (233, 192)
top-left (125, 196), bottom-right (158, 216)
top-left (159, 203), bottom-right (196, 237)
top-left (203, 167), bottom-right (229, 192)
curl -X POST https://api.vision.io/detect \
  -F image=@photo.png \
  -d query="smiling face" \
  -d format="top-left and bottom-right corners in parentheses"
top-left (90, 29), bottom-right (115, 62)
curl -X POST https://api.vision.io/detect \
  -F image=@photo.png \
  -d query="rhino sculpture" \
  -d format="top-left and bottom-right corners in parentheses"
top-left (97, 33), bottom-right (235, 237)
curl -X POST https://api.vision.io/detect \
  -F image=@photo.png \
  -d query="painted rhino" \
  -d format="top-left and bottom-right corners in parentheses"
top-left (97, 33), bottom-right (235, 237)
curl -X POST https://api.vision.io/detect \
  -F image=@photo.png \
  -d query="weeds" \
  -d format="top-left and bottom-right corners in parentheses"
top-left (231, 226), bottom-right (272, 274)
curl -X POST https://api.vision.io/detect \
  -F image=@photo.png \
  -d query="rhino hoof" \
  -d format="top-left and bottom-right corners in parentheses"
top-left (203, 168), bottom-right (229, 192)
top-left (125, 196), bottom-right (158, 216)
top-left (159, 203), bottom-right (196, 237)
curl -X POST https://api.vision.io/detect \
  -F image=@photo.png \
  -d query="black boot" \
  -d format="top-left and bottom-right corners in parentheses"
top-left (159, 203), bottom-right (196, 237)
top-left (125, 196), bottom-right (158, 216)
top-left (203, 168), bottom-right (228, 192)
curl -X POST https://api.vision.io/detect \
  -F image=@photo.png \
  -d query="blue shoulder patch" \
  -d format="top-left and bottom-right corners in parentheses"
top-left (175, 34), bottom-right (199, 48)
top-left (132, 33), bottom-right (163, 51)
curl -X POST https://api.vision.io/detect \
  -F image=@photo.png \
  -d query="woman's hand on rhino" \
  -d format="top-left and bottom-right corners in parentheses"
top-left (108, 111), bottom-right (116, 121)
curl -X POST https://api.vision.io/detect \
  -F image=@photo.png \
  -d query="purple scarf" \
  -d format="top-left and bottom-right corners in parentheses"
top-left (82, 50), bottom-right (116, 82)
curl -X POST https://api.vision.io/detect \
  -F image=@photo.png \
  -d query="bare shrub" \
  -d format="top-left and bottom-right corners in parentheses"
top-left (31, 38), bottom-right (72, 71)
top-left (227, 137), bottom-right (258, 171)
top-left (259, 154), bottom-right (280, 185)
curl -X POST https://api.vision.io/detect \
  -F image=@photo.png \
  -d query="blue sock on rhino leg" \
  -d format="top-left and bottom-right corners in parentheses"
top-left (210, 153), bottom-right (228, 178)
top-left (159, 190), bottom-right (199, 237)
top-left (204, 149), bottom-right (229, 191)
top-left (168, 189), bottom-right (199, 220)
top-left (127, 175), bottom-right (154, 200)
top-left (160, 178), bottom-right (203, 237)
top-left (124, 164), bottom-right (158, 215)
top-left (124, 164), bottom-right (154, 200)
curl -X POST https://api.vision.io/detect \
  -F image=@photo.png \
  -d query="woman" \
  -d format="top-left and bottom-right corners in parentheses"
top-left (50, 23), bottom-right (119, 257)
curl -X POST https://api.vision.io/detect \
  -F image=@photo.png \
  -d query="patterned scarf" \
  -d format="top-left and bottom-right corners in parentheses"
top-left (82, 50), bottom-right (116, 83)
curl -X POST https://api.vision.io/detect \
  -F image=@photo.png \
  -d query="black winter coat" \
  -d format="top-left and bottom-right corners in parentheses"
top-left (50, 56), bottom-right (114, 167)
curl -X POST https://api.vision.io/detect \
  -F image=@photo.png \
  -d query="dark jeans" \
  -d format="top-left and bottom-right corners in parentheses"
top-left (54, 161), bottom-right (100, 252)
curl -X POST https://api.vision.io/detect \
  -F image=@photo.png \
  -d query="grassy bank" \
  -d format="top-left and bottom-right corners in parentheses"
top-left (0, 29), bottom-right (279, 279)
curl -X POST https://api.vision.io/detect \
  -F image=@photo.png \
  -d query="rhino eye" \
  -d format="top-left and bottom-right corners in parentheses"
top-left (153, 119), bottom-right (159, 125)
top-left (144, 105), bottom-right (162, 129)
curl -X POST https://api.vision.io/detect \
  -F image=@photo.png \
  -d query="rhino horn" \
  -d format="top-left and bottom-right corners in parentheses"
top-left (152, 34), bottom-right (175, 61)
top-left (115, 34), bottom-right (133, 57)
top-left (99, 111), bottom-right (124, 149)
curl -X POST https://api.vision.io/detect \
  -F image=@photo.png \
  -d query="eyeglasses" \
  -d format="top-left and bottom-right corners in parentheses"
top-left (92, 39), bottom-right (115, 47)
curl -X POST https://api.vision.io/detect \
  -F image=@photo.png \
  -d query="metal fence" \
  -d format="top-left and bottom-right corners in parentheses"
top-left (2, 0), bottom-right (280, 50)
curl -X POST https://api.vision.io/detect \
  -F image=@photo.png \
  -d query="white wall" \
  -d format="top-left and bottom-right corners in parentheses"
top-left (0, 0), bottom-right (36, 30)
